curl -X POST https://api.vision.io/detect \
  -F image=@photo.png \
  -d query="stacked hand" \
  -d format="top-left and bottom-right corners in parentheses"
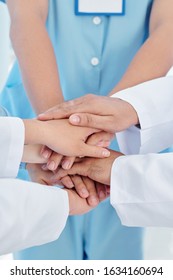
top-left (24, 94), bottom-right (136, 214)
top-left (23, 117), bottom-right (114, 214)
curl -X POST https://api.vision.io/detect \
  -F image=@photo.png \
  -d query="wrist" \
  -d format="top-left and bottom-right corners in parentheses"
top-left (111, 97), bottom-right (139, 131)
top-left (23, 119), bottom-right (45, 145)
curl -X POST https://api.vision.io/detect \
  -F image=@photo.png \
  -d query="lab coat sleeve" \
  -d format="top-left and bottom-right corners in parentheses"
top-left (0, 117), bottom-right (24, 178)
top-left (111, 76), bottom-right (173, 154)
top-left (0, 179), bottom-right (69, 255)
top-left (110, 153), bottom-right (173, 227)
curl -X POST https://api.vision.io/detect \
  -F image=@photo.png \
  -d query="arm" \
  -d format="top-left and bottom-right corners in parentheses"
top-left (109, 0), bottom-right (173, 95)
top-left (7, 0), bottom-right (63, 114)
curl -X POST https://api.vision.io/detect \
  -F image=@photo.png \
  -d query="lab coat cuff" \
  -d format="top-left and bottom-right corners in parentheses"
top-left (5, 117), bottom-right (24, 178)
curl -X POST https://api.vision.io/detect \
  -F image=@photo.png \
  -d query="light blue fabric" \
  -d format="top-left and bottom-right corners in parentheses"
top-left (0, 0), bottom-right (156, 260)
top-left (0, 106), bottom-right (8, 116)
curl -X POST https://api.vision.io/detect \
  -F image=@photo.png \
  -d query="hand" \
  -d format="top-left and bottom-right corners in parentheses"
top-left (27, 163), bottom-right (57, 186)
top-left (24, 118), bottom-right (110, 159)
top-left (43, 130), bottom-right (114, 171)
top-left (41, 163), bottom-right (101, 206)
top-left (38, 94), bottom-right (138, 133)
top-left (26, 163), bottom-right (99, 215)
top-left (51, 150), bottom-right (123, 186)
top-left (62, 175), bottom-right (100, 207)
top-left (65, 188), bottom-right (100, 215)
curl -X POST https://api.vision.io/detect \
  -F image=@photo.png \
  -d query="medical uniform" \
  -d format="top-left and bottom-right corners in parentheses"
top-left (0, 112), bottom-right (68, 255)
top-left (0, 0), bottom-right (154, 259)
top-left (110, 77), bottom-right (173, 227)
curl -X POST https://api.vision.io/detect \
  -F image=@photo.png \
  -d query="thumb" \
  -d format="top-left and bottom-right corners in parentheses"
top-left (80, 143), bottom-right (110, 158)
top-left (69, 113), bottom-right (114, 133)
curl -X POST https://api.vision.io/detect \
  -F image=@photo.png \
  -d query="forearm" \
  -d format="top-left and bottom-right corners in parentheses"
top-left (9, 10), bottom-right (63, 114)
top-left (109, 24), bottom-right (173, 96)
top-left (22, 144), bottom-right (47, 164)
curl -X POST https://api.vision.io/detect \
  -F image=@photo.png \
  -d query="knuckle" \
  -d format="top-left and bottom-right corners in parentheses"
top-left (85, 114), bottom-right (93, 125)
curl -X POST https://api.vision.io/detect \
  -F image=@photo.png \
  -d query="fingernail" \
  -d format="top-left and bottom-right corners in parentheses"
top-left (42, 164), bottom-right (47, 170)
top-left (38, 113), bottom-right (44, 117)
top-left (99, 191), bottom-right (106, 200)
top-left (48, 161), bottom-right (56, 170)
top-left (70, 115), bottom-right (80, 124)
top-left (102, 150), bottom-right (110, 157)
top-left (80, 188), bottom-right (89, 197)
top-left (62, 160), bottom-right (71, 170)
top-left (65, 180), bottom-right (74, 188)
top-left (42, 150), bottom-right (50, 159)
top-left (97, 141), bottom-right (111, 147)
top-left (89, 196), bottom-right (99, 206)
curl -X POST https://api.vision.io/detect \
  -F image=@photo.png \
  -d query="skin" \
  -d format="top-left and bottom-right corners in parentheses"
top-left (22, 118), bottom-right (110, 207)
top-left (21, 119), bottom-right (109, 212)
top-left (23, 118), bottom-right (110, 158)
top-left (50, 150), bottom-right (123, 199)
top-left (38, 94), bottom-right (139, 133)
top-left (65, 188), bottom-right (108, 215)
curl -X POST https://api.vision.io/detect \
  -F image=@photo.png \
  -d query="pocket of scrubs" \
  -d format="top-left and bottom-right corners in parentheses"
top-left (0, 83), bottom-right (35, 119)
top-left (75, 0), bottom-right (125, 15)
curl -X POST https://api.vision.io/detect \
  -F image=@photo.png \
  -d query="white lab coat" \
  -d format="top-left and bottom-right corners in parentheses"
top-left (0, 117), bottom-right (69, 255)
top-left (110, 76), bottom-right (173, 227)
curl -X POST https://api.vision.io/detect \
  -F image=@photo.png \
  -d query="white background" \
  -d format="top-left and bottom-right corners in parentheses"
top-left (0, 3), bottom-right (173, 260)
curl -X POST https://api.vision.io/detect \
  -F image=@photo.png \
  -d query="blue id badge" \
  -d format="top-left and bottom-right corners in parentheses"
top-left (75, 0), bottom-right (125, 16)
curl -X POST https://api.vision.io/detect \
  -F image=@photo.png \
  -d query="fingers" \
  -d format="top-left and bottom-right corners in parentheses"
top-left (87, 131), bottom-right (114, 147)
top-left (40, 146), bottom-right (52, 160)
top-left (51, 162), bottom-right (88, 183)
top-left (96, 183), bottom-right (109, 201)
top-left (81, 143), bottom-right (110, 158)
top-left (37, 94), bottom-right (96, 121)
top-left (46, 152), bottom-right (63, 171)
top-left (61, 156), bottom-right (76, 170)
top-left (60, 175), bottom-right (74, 188)
top-left (69, 113), bottom-right (115, 133)
top-left (38, 98), bottom-right (83, 121)
top-left (82, 177), bottom-right (99, 207)
top-left (70, 175), bottom-right (89, 198)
